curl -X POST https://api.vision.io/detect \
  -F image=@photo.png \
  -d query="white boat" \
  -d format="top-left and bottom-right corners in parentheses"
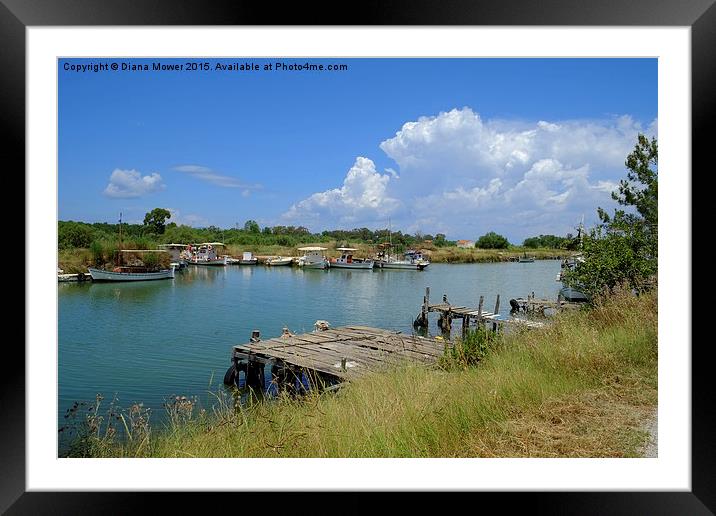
top-left (88, 249), bottom-right (175, 282)
top-left (329, 248), bottom-right (374, 269)
top-left (380, 248), bottom-right (430, 271)
top-left (158, 243), bottom-right (188, 269)
top-left (87, 214), bottom-right (176, 281)
top-left (225, 256), bottom-right (241, 264)
top-left (518, 255), bottom-right (535, 263)
top-left (239, 251), bottom-right (258, 265)
top-left (188, 243), bottom-right (228, 266)
top-left (266, 256), bottom-right (293, 266)
top-left (88, 265), bottom-right (175, 281)
top-left (297, 246), bottom-right (329, 269)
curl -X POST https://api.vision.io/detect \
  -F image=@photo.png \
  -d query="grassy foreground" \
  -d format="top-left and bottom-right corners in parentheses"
top-left (67, 288), bottom-right (657, 458)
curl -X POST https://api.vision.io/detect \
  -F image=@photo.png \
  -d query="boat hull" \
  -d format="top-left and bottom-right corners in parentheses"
top-left (381, 261), bottom-right (429, 270)
top-left (239, 259), bottom-right (258, 265)
top-left (267, 259), bottom-right (293, 266)
top-left (330, 261), bottom-right (374, 269)
top-left (300, 260), bottom-right (328, 269)
top-left (190, 258), bottom-right (227, 266)
top-left (88, 267), bottom-right (175, 281)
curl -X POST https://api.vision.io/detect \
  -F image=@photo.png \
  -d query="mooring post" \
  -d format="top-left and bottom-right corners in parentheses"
top-left (341, 357), bottom-right (347, 372)
top-left (478, 295), bottom-right (484, 330)
top-left (494, 294), bottom-right (500, 315)
top-left (250, 329), bottom-right (261, 342)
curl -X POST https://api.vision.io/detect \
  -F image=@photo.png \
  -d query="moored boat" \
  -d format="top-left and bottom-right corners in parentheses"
top-left (188, 243), bottom-right (228, 266)
top-left (297, 246), bottom-right (329, 269)
top-left (329, 247), bottom-right (374, 269)
top-left (88, 249), bottom-right (175, 282)
top-left (88, 214), bottom-right (176, 282)
top-left (158, 243), bottom-right (188, 270)
top-left (382, 249), bottom-right (430, 270)
top-left (239, 251), bottom-right (258, 265)
top-left (88, 264), bottom-right (175, 282)
top-left (266, 256), bottom-right (293, 266)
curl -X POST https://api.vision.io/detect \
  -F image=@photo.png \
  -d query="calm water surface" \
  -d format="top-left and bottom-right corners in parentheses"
top-left (58, 261), bottom-right (561, 443)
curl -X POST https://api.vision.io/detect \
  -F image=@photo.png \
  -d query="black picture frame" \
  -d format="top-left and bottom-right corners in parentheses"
top-left (5, 0), bottom-right (706, 513)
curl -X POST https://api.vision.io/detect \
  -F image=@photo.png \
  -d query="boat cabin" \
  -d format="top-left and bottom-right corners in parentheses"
top-left (297, 246), bottom-right (328, 264)
top-left (335, 247), bottom-right (358, 264)
top-left (157, 243), bottom-right (187, 262)
top-left (191, 242), bottom-right (226, 261)
top-left (404, 249), bottom-right (426, 262)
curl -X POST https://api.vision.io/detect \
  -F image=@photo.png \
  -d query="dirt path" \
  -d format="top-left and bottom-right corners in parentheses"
top-left (641, 408), bottom-right (658, 457)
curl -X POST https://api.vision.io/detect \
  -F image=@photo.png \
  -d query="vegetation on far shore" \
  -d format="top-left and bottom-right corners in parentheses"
top-left (57, 241), bottom-right (571, 273)
top-left (61, 287), bottom-right (657, 458)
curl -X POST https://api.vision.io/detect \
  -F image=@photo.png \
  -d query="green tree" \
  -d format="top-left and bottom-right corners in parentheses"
top-left (143, 208), bottom-right (171, 235)
top-left (600, 133), bottom-right (658, 228)
top-left (243, 220), bottom-right (260, 234)
top-left (475, 232), bottom-right (510, 249)
top-left (564, 134), bottom-right (658, 297)
top-left (58, 221), bottom-right (94, 249)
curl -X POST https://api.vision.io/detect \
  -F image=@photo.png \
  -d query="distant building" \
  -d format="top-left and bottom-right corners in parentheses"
top-left (456, 240), bottom-right (474, 248)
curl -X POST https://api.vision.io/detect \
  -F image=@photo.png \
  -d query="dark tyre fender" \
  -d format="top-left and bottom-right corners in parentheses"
top-left (223, 364), bottom-right (238, 386)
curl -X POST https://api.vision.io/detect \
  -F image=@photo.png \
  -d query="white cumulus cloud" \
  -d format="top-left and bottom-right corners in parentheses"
top-left (282, 107), bottom-right (656, 241)
top-left (103, 169), bottom-right (165, 198)
top-left (283, 157), bottom-right (400, 228)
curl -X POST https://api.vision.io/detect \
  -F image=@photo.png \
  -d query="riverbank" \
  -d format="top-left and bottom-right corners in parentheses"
top-left (58, 244), bottom-right (570, 273)
top-left (63, 287), bottom-right (656, 458)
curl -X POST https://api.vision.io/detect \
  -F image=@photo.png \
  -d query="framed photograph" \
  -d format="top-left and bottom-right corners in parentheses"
top-left (7, 0), bottom-right (707, 512)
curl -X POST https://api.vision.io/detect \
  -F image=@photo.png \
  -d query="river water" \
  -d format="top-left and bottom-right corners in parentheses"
top-left (58, 260), bottom-right (561, 447)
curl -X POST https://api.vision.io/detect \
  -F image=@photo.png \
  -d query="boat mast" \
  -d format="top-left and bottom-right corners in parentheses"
top-left (118, 212), bottom-right (123, 265)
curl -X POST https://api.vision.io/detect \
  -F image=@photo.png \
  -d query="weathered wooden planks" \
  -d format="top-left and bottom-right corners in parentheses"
top-left (232, 326), bottom-right (447, 381)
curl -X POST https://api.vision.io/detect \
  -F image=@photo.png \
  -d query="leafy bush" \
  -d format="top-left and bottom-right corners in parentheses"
top-left (475, 232), bottom-right (510, 249)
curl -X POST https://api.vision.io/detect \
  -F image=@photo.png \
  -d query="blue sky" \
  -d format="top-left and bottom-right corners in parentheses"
top-left (59, 58), bottom-right (657, 242)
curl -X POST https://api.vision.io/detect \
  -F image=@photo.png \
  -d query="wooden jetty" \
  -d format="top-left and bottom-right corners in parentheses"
top-left (512, 291), bottom-right (582, 314)
top-left (226, 325), bottom-right (447, 391)
top-left (413, 287), bottom-right (503, 334)
top-left (413, 287), bottom-right (574, 334)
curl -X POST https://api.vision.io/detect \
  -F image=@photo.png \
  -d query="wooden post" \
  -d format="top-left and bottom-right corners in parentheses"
top-left (341, 358), bottom-right (347, 372)
top-left (250, 329), bottom-right (261, 342)
top-left (494, 294), bottom-right (500, 315)
top-left (477, 296), bottom-right (484, 330)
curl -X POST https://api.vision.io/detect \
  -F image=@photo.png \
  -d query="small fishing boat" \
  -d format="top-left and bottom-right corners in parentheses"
top-left (239, 251), bottom-right (258, 265)
top-left (297, 246), bottom-right (329, 269)
top-left (88, 250), bottom-right (175, 282)
top-left (225, 256), bottom-right (241, 264)
top-left (329, 248), bottom-right (374, 269)
top-left (518, 252), bottom-right (535, 263)
top-left (266, 256), bottom-right (293, 266)
top-left (88, 213), bottom-right (175, 281)
top-left (188, 243), bottom-right (228, 266)
top-left (380, 248), bottom-right (430, 270)
top-left (157, 243), bottom-right (188, 270)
